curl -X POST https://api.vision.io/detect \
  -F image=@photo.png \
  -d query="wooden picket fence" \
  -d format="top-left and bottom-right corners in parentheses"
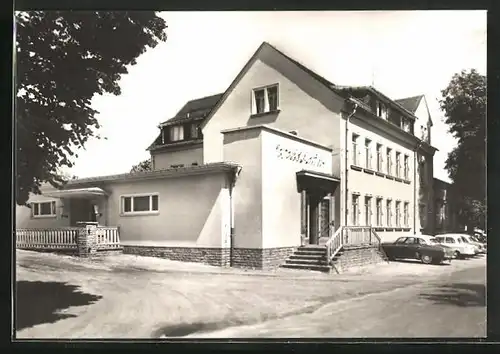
top-left (16, 226), bottom-right (121, 252)
top-left (16, 228), bottom-right (79, 250)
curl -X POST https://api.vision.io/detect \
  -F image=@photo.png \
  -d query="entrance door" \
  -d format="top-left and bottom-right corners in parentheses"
top-left (308, 193), bottom-right (322, 245)
top-left (319, 197), bottom-right (331, 242)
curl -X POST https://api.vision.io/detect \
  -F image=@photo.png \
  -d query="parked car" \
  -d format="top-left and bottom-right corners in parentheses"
top-left (475, 234), bottom-right (487, 244)
top-left (434, 234), bottom-right (477, 259)
top-left (381, 235), bottom-right (454, 265)
top-left (459, 234), bottom-right (486, 254)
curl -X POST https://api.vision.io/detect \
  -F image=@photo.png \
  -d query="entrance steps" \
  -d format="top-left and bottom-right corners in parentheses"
top-left (281, 245), bottom-right (343, 273)
top-left (281, 244), bottom-right (387, 273)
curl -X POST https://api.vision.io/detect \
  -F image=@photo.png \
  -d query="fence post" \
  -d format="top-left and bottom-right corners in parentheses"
top-left (76, 221), bottom-right (98, 257)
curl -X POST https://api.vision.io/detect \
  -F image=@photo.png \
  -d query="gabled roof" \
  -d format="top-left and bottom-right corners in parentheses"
top-left (200, 41), bottom-right (346, 130)
top-left (160, 93), bottom-right (223, 127)
top-left (147, 93), bottom-right (223, 151)
top-left (394, 95), bottom-right (424, 114)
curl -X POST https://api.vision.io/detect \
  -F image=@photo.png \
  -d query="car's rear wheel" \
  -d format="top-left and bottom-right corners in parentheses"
top-left (454, 251), bottom-right (461, 259)
top-left (421, 254), bottom-right (433, 264)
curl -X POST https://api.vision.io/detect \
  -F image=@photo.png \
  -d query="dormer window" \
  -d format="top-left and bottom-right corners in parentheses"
top-left (376, 101), bottom-right (388, 120)
top-left (170, 125), bottom-right (184, 142)
top-left (401, 118), bottom-right (411, 133)
top-left (191, 123), bottom-right (200, 139)
top-left (252, 84), bottom-right (279, 115)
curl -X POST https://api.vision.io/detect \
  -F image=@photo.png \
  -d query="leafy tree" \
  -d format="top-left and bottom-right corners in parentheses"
top-left (439, 69), bottom-right (486, 229)
top-left (15, 11), bottom-right (167, 205)
top-left (130, 158), bottom-right (152, 173)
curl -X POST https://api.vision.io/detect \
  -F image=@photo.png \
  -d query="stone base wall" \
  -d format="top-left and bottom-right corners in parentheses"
top-left (335, 245), bottom-right (387, 273)
top-left (123, 246), bottom-right (297, 269)
top-left (232, 247), bottom-right (297, 270)
top-left (123, 246), bottom-right (230, 267)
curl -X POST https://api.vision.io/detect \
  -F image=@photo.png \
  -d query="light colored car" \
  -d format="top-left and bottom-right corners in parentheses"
top-left (459, 234), bottom-right (486, 254)
top-left (434, 234), bottom-right (476, 259)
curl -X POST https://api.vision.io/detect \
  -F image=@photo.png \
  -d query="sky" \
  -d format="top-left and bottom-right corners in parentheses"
top-left (67, 10), bottom-right (486, 183)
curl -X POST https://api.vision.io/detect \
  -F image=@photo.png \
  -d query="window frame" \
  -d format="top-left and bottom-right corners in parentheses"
top-left (31, 201), bottom-right (57, 218)
top-left (376, 198), bottom-right (383, 226)
top-left (376, 143), bottom-right (383, 172)
top-left (395, 152), bottom-right (401, 177)
top-left (352, 134), bottom-right (360, 166)
top-left (364, 138), bottom-right (372, 169)
top-left (120, 193), bottom-right (160, 216)
top-left (386, 148), bottom-right (392, 175)
top-left (377, 101), bottom-right (388, 119)
top-left (386, 199), bottom-right (393, 227)
top-left (251, 84), bottom-right (280, 115)
top-left (403, 202), bottom-right (409, 227)
top-left (404, 155), bottom-right (410, 180)
top-left (169, 125), bottom-right (185, 142)
top-left (395, 201), bottom-right (401, 227)
top-left (351, 194), bottom-right (360, 226)
top-left (364, 196), bottom-right (372, 226)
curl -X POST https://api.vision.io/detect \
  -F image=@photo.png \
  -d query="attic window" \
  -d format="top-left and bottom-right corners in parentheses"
top-left (190, 123), bottom-right (200, 139)
top-left (401, 118), bottom-right (411, 133)
top-left (252, 84), bottom-right (279, 115)
top-left (376, 101), bottom-right (388, 120)
top-left (169, 125), bottom-right (184, 142)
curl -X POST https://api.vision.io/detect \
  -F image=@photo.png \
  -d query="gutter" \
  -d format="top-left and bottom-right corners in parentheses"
top-left (228, 166), bottom-right (242, 267)
top-left (66, 162), bottom-right (241, 186)
top-left (413, 141), bottom-right (424, 234)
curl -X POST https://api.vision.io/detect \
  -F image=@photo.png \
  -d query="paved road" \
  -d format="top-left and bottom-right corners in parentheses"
top-left (191, 260), bottom-right (486, 338)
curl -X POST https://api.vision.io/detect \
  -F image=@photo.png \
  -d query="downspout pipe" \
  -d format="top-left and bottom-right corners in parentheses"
top-left (228, 166), bottom-right (242, 267)
top-left (413, 141), bottom-right (424, 235)
top-left (344, 101), bottom-right (359, 226)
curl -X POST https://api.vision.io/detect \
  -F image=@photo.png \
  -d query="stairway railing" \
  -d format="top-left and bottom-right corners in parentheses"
top-left (325, 226), bottom-right (343, 264)
top-left (325, 225), bottom-right (385, 264)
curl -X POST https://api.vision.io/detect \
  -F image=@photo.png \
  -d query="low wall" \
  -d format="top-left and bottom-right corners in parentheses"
top-left (122, 245), bottom-right (298, 270)
top-left (335, 245), bottom-right (388, 273)
top-left (123, 246), bottom-right (230, 267)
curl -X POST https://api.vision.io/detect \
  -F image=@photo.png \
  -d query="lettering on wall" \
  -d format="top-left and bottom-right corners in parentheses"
top-left (275, 144), bottom-right (326, 168)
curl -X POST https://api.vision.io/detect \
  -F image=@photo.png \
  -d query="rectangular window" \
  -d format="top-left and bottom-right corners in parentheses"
top-left (377, 101), bottom-right (388, 119)
top-left (404, 202), bottom-right (409, 227)
top-left (31, 201), bottom-right (56, 218)
top-left (376, 198), bottom-right (383, 226)
top-left (386, 148), bottom-right (392, 175)
top-left (395, 152), bottom-right (401, 177)
top-left (401, 118), bottom-right (411, 133)
top-left (365, 139), bottom-right (372, 169)
top-left (252, 84), bottom-right (279, 114)
top-left (376, 143), bottom-right (383, 172)
top-left (386, 200), bottom-right (392, 227)
top-left (395, 201), bottom-right (401, 227)
top-left (267, 85), bottom-right (279, 111)
top-left (121, 194), bottom-right (159, 215)
top-left (364, 196), bottom-right (372, 226)
top-left (169, 125), bottom-right (184, 141)
top-left (352, 134), bottom-right (359, 165)
top-left (404, 155), bottom-right (409, 180)
top-left (352, 194), bottom-right (360, 226)
top-left (191, 123), bottom-right (200, 139)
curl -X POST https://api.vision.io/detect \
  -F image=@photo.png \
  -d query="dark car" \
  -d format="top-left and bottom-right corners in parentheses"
top-left (382, 235), bottom-right (454, 265)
